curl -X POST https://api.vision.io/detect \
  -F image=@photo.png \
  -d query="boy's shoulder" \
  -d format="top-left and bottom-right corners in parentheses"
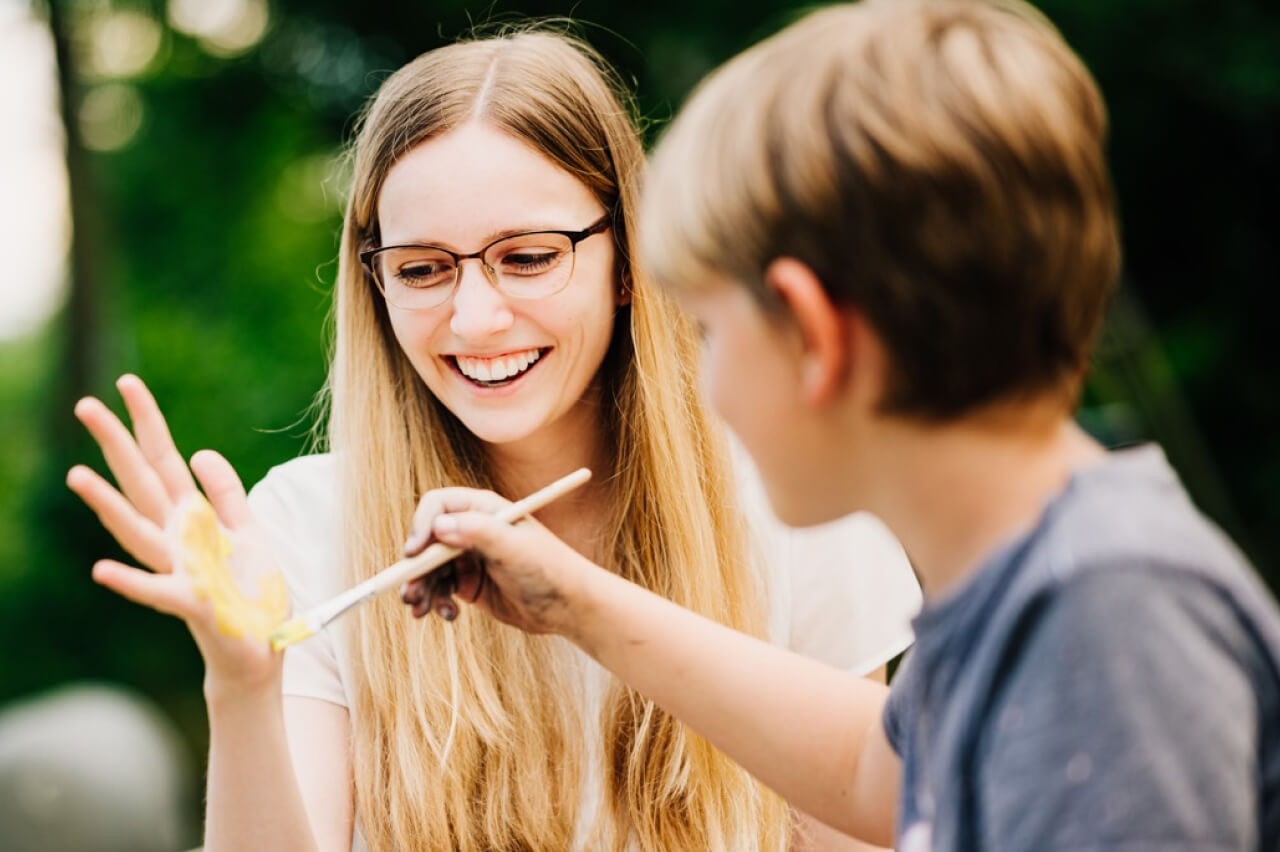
top-left (965, 444), bottom-right (1280, 849)
top-left (1027, 444), bottom-right (1251, 591)
top-left (887, 444), bottom-right (1280, 850)
top-left (901, 444), bottom-right (1269, 672)
top-left (994, 442), bottom-right (1280, 666)
top-left (986, 443), bottom-right (1279, 736)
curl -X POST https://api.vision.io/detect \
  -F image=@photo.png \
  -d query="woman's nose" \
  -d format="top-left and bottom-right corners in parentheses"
top-left (448, 260), bottom-right (514, 339)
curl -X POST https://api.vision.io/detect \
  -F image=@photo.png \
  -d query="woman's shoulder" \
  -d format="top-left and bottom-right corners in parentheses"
top-left (248, 454), bottom-right (339, 520)
top-left (252, 452), bottom-right (339, 494)
top-left (727, 436), bottom-right (921, 673)
top-left (249, 454), bottom-right (352, 704)
top-left (247, 454), bottom-right (344, 593)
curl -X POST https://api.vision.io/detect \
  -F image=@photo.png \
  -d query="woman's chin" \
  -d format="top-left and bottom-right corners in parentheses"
top-left (457, 417), bottom-right (543, 447)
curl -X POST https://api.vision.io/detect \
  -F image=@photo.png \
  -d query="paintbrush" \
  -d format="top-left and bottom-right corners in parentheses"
top-left (267, 467), bottom-right (592, 651)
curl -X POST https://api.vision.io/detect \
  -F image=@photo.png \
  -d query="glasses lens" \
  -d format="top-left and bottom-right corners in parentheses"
top-left (375, 247), bottom-right (457, 309)
top-left (485, 232), bottom-right (575, 300)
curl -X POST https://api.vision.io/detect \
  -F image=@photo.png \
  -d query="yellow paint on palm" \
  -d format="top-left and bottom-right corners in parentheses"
top-left (176, 496), bottom-right (288, 642)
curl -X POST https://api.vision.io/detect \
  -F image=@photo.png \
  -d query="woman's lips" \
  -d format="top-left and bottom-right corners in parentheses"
top-left (446, 347), bottom-right (550, 388)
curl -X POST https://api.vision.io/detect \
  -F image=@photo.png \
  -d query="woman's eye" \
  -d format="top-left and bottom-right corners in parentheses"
top-left (397, 265), bottom-right (452, 287)
top-left (501, 251), bottom-right (560, 273)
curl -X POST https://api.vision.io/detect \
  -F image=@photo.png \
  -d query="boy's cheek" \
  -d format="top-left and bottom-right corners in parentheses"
top-left (699, 338), bottom-right (743, 428)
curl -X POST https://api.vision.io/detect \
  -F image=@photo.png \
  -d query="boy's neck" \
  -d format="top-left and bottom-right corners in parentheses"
top-left (866, 400), bottom-right (1105, 601)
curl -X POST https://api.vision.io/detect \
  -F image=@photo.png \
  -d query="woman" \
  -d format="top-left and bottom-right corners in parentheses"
top-left (67, 29), bottom-right (919, 851)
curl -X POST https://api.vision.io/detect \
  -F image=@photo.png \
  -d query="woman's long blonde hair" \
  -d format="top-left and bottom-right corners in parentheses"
top-left (322, 28), bottom-right (790, 851)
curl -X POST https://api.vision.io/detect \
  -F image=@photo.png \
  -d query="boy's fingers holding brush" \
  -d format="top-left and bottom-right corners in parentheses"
top-left (405, 487), bottom-right (509, 556)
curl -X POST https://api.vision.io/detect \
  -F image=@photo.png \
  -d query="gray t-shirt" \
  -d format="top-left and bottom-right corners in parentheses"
top-left (884, 445), bottom-right (1280, 851)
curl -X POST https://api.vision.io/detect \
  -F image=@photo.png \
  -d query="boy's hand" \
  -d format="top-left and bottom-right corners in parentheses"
top-left (400, 487), bottom-right (596, 637)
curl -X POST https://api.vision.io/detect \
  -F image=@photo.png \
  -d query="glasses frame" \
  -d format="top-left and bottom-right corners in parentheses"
top-left (360, 214), bottom-right (612, 310)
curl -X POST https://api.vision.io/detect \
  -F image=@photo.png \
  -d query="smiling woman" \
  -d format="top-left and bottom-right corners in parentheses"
top-left (67, 24), bottom-right (920, 852)
top-left (368, 129), bottom-right (621, 448)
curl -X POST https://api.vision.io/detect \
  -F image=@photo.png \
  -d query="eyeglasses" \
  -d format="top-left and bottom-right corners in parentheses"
top-left (360, 215), bottom-right (612, 311)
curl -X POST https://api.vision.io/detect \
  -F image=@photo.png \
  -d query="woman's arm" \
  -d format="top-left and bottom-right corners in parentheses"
top-left (204, 686), bottom-right (326, 851)
top-left (281, 697), bottom-right (355, 850)
top-left (68, 375), bottom-right (336, 852)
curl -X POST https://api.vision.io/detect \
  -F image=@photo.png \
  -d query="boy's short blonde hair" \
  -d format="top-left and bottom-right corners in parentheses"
top-left (641, 0), bottom-right (1121, 418)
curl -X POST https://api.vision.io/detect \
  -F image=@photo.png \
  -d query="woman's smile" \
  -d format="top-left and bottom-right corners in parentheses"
top-left (445, 347), bottom-right (551, 390)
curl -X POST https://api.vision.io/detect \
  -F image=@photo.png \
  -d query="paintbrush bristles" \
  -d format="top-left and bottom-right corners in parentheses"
top-left (268, 616), bottom-right (314, 651)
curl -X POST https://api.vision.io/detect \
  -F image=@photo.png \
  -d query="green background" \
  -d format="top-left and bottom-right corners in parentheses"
top-left (2, 0), bottom-right (1276, 836)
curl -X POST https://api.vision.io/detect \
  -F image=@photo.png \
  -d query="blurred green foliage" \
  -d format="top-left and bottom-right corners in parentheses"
top-left (2, 0), bottom-right (1277, 810)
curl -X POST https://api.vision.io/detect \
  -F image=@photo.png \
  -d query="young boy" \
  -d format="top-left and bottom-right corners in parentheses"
top-left (407, 0), bottom-right (1280, 847)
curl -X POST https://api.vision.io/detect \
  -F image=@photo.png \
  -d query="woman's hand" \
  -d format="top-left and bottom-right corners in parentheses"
top-left (66, 374), bottom-right (282, 699)
top-left (400, 487), bottom-right (597, 637)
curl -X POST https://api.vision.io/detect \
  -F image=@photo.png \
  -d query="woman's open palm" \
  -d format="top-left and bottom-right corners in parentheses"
top-left (67, 375), bottom-right (283, 692)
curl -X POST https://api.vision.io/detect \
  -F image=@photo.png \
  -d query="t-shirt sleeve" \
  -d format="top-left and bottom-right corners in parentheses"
top-left (976, 568), bottom-right (1261, 850)
top-left (779, 511), bottom-right (921, 675)
top-left (248, 463), bottom-right (349, 708)
top-left (729, 437), bottom-right (921, 675)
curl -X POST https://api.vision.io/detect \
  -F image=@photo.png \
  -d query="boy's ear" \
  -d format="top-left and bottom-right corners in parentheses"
top-left (763, 257), bottom-right (848, 406)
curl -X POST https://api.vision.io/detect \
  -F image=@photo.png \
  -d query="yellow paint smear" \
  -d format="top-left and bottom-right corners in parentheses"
top-left (176, 496), bottom-right (288, 642)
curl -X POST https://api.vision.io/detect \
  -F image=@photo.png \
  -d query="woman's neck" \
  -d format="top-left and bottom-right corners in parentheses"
top-left (483, 392), bottom-right (615, 563)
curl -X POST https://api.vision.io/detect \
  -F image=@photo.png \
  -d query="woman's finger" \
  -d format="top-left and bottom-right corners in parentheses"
top-left (67, 465), bottom-right (172, 573)
top-left (189, 449), bottom-right (253, 531)
top-left (73, 396), bottom-right (171, 525)
top-left (91, 559), bottom-right (192, 618)
top-left (116, 374), bottom-right (198, 504)
top-left (405, 487), bottom-right (510, 556)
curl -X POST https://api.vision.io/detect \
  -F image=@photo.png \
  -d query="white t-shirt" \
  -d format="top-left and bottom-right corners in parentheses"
top-left (247, 452), bottom-right (921, 847)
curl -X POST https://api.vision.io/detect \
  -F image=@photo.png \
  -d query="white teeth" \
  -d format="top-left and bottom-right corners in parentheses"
top-left (455, 349), bottom-right (543, 384)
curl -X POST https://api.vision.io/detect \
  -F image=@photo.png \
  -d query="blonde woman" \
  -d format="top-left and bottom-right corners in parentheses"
top-left (66, 29), bottom-right (919, 851)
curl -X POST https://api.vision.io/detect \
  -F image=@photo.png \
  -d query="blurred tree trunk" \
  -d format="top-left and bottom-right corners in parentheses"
top-left (45, 0), bottom-right (109, 442)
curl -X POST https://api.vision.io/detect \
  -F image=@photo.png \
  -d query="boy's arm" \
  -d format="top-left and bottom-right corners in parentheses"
top-left (413, 488), bottom-right (902, 844)
top-left (792, 667), bottom-right (895, 852)
top-left (575, 566), bottom-right (901, 845)
top-left (975, 568), bottom-right (1261, 850)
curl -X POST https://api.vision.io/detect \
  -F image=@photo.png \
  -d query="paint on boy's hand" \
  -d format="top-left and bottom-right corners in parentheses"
top-left (173, 495), bottom-right (288, 641)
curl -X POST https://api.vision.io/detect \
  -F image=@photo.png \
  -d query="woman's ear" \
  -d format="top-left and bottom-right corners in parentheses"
top-left (762, 257), bottom-right (849, 406)
top-left (616, 267), bottom-right (633, 307)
